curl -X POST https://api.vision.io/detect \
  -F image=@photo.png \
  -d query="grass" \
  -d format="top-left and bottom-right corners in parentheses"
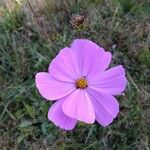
top-left (0, 0), bottom-right (150, 149)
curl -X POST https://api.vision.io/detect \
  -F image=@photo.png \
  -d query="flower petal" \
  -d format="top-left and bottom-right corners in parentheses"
top-left (87, 89), bottom-right (119, 126)
top-left (35, 72), bottom-right (75, 100)
top-left (89, 65), bottom-right (127, 95)
top-left (71, 39), bottom-right (111, 77)
top-left (49, 47), bottom-right (80, 82)
top-left (48, 100), bottom-right (77, 130)
top-left (62, 89), bottom-right (95, 123)
top-left (88, 52), bottom-right (112, 79)
top-left (71, 39), bottom-right (95, 53)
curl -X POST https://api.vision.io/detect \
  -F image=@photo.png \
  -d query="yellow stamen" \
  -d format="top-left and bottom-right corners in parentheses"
top-left (76, 77), bottom-right (88, 89)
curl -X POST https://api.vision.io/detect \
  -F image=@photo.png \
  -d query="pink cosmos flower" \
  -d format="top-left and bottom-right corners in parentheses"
top-left (35, 39), bottom-right (127, 130)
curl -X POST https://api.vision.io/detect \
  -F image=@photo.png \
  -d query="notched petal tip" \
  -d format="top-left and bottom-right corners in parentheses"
top-left (35, 72), bottom-right (52, 100)
top-left (48, 115), bottom-right (75, 130)
top-left (87, 90), bottom-right (119, 127)
top-left (100, 106), bottom-right (119, 127)
top-left (71, 39), bottom-right (92, 45)
top-left (35, 72), bottom-right (75, 100)
top-left (117, 65), bottom-right (126, 74)
top-left (89, 64), bottom-right (127, 95)
top-left (105, 51), bottom-right (112, 58)
top-left (48, 100), bottom-right (77, 130)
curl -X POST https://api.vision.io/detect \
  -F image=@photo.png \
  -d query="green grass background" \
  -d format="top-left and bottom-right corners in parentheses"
top-left (0, 0), bottom-right (150, 149)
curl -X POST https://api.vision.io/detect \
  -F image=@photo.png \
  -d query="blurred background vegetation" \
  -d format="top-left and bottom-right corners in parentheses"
top-left (0, 0), bottom-right (150, 149)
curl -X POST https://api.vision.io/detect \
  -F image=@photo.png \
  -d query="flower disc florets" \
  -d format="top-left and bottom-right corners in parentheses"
top-left (76, 77), bottom-right (88, 89)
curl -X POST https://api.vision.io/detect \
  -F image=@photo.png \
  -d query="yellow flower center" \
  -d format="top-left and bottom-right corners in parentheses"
top-left (76, 77), bottom-right (88, 89)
